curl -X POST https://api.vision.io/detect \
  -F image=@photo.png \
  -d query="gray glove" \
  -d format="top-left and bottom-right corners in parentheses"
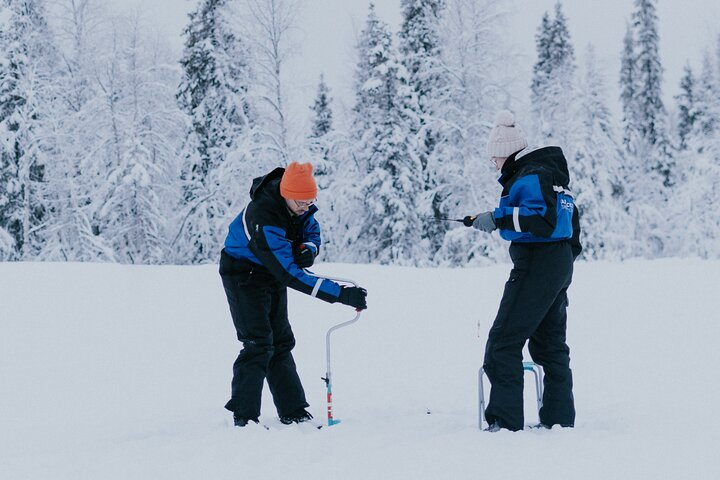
top-left (472, 211), bottom-right (496, 233)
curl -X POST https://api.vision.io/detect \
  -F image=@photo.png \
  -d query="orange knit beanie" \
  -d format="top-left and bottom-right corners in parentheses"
top-left (280, 162), bottom-right (318, 200)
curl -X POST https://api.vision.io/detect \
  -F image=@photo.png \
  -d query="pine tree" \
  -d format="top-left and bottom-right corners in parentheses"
top-left (617, 18), bottom-right (665, 257)
top-left (531, 12), bottom-right (553, 103)
top-left (571, 45), bottom-right (628, 260)
top-left (175, 0), bottom-right (255, 263)
top-left (0, 0), bottom-right (59, 259)
top-left (308, 73), bottom-right (333, 189)
top-left (632, 0), bottom-right (674, 187)
top-left (619, 21), bottom-right (640, 152)
top-left (717, 33), bottom-right (720, 88)
top-left (351, 4), bottom-right (382, 138)
top-left (530, 2), bottom-right (577, 144)
top-left (306, 74), bottom-right (347, 261)
top-left (349, 4), bottom-right (424, 264)
top-left (671, 46), bottom-right (720, 258)
top-left (309, 74), bottom-right (332, 139)
top-left (675, 64), bottom-right (696, 151)
top-left (398, 0), bottom-right (449, 256)
top-left (549, 2), bottom-right (575, 76)
top-left (615, 0), bottom-right (674, 258)
top-left (399, 0), bottom-right (446, 119)
top-left (632, 0), bottom-right (664, 146)
top-left (694, 52), bottom-right (718, 140)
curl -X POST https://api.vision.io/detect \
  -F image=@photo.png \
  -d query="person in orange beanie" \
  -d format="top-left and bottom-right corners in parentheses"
top-left (219, 162), bottom-right (367, 428)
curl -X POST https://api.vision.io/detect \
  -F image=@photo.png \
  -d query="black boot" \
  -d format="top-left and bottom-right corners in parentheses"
top-left (234, 413), bottom-right (259, 427)
top-left (529, 422), bottom-right (574, 430)
top-left (279, 408), bottom-right (313, 425)
top-left (484, 422), bottom-right (502, 433)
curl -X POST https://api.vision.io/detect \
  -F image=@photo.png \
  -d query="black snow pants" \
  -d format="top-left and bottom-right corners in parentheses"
top-left (483, 240), bottom-right (575, 431)
top-left (219, 250), bottom-right (309, 420)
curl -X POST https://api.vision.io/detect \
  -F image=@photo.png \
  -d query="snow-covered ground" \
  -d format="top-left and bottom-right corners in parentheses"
top-left (2, 259), bottom-right (719, 479)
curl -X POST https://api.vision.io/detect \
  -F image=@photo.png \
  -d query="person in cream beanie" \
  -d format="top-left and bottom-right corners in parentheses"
top-left (487, 110), bottom-right (528, 158)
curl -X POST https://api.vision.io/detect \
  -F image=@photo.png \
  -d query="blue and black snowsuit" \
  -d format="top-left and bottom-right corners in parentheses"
top-left (219, 167), bottom-right (343, 420)
top-left (483, 146), bottom-right (582, 431)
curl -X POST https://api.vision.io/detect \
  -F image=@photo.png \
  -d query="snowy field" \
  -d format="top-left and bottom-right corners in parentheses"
top-left (2, 259), bottom-right (719, 479)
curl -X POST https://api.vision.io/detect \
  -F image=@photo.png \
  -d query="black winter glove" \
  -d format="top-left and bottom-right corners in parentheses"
top-left (293, 243), bottom-right (317, 269)
top-left (338, 286), bottom-right (368, 310)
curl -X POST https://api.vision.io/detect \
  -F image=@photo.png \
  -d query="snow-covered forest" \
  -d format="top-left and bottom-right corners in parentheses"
top-left (1, 0), bottom-right (718, 266)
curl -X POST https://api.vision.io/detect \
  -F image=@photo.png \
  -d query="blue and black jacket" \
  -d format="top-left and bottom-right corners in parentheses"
top-left (494, 146), bottom-right (582, 257)
top-left (223, 168), bottom-right (342, 303)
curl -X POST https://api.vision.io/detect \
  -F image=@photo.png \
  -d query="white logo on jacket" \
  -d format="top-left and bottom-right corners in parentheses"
top-left (559, 197), bottom-right (574, 213)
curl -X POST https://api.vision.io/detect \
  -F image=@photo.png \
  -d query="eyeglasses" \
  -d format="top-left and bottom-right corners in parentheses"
top-left (293, 199), bottom-right (316, 208)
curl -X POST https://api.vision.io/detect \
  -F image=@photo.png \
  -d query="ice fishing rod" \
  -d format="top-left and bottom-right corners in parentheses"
top-left (423, 215), bottom-right (477, 224)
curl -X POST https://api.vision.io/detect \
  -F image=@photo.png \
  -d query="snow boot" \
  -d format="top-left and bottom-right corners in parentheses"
top-left (279, 408), bottom-right (313, 425)
top-left (483, 422), bottom-right (503, 433)
top-left (234, 414), bottom-right (259, 427)
top-left (529, 422), bottom-right (574, 430)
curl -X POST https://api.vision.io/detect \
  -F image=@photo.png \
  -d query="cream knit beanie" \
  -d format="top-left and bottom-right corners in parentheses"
top-left (487, 110), bottom-right (528, 157)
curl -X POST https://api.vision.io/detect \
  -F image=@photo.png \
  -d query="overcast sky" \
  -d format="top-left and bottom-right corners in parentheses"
top-left (112, 0), bottom-right (720, 128)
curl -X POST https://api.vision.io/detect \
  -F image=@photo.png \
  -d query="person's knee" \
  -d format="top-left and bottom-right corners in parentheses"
top-left (529, 340), bottom-right (570, 367)
top-left (273, 336), bottom-right (296, 354)
top-left (241, 340), bottom-right (274, 358)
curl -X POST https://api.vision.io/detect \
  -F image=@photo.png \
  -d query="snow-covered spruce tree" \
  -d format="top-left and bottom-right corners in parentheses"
top-left (672, 124), bottom-right (720, 259)
top-left (305, 73), bottom-right (350, 262)
top-left (530, 2), bottom-right (578, 146)
top-left (0, 0), bottom-right (59, 260)
top-left (347, 4), bottom-right (424, 264)
top-left (399, 0), bottom-right (445, 118)
top-left (693, 52), bottom-right (719, 142)
top-left (308, 73), bottom-right (333, 182)
top-left (571, 45), bottom-right (629, 260)
top-left (615, 0), bottom-right (673, 257)
top-left (310, 74), bottom-right (333, 140)
top-left (548, 3), bottom-right (574, 75)
top-left (530, 12), bottom-right (553, 106)
top-left (175, 0), bottom-right (255, 264)
top-left (615, 2), bottom-right (671, 257)
top-left (675, 64), bottom-right (696, 151)
top-left (398, 0), bottom-right (451, 257)
top-left (432, 0), bottom-right (512, 266)
top-left (619, 21), bottom-right (641, 153)
top-left (631, 0), bottom-right (674, 188)
top-left (680, 154), bottom-right (720, 259)
top-left (717, 33), bottom-right (720, 91)
top-left (670, 46), bottom-right (720, 259)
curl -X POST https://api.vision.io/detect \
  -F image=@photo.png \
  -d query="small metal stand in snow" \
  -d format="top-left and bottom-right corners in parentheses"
top-left (315, 274), bottom-right (363, 427)
top-left (478, 361), bottom-right (544, 430)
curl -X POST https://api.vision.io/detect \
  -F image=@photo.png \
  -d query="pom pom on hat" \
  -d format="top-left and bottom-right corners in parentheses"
top-left (494, 110), bottom-right (516, 127)
top-left (487, 110), bottom-right (528, 157)
top-left (280, 162), bottom-right (318, 200)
